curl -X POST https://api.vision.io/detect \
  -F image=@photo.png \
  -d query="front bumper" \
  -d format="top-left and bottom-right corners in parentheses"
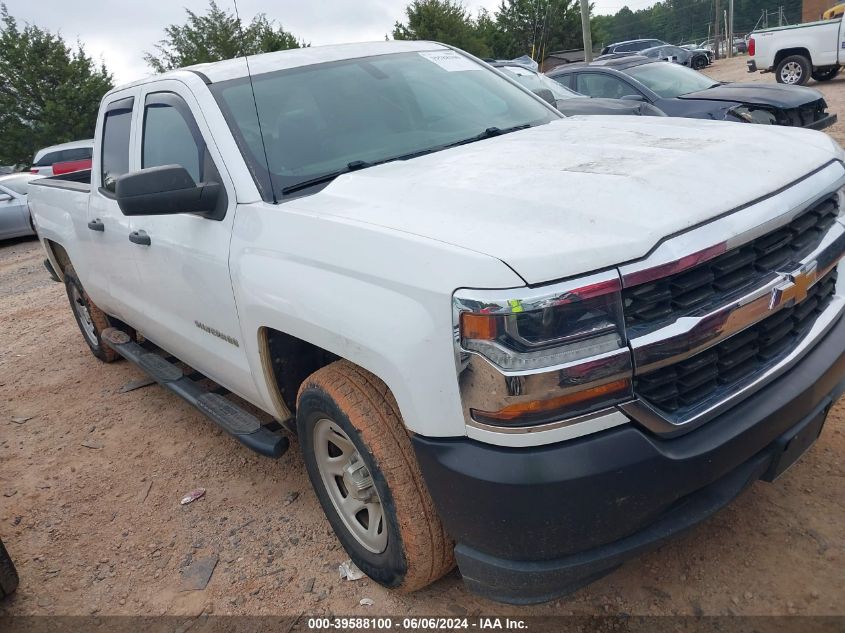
top-left (806, 113), bottom-right (838, 131)
top-left (412, 311), bottom-right (845, 604)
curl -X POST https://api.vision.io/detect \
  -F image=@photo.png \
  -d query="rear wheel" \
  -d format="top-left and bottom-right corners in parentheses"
top-left (776, 55), bottom-right (811, 85)
top-left (63, 265), bottom-right (119, 363)
top-left (297, 360), bottom-right (454, 592)
top-left (0, 539), bottom-right (19, 598)
top-left (812, 66), bottom-right (840, 82)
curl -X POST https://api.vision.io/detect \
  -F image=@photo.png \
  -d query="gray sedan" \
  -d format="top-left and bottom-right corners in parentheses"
top-left (0, 174), bottom-right (38, 240)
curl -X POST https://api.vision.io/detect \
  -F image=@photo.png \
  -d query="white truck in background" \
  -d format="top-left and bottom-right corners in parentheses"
top-left (748, 18), bottom-right (845, 84)
top-left (27, 41), bottom-right (845, 604)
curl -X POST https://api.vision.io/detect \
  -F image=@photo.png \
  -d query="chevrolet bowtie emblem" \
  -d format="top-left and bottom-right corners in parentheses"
top-left (769, 262), bottom-right (818, 310)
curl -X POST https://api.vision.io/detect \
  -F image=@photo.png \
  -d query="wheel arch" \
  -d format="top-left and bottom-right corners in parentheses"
top-left (42, 238), bottom-right (71, 281)
top-left (774, 47), bottom-right (812, 67)
top-left (257, 326), bottom-right (342, 428)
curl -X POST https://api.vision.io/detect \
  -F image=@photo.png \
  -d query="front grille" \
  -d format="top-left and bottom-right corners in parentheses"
top-left (634, 269), bottom-right (838, 413)
top-left (623, 196), bottom-right (839, 330)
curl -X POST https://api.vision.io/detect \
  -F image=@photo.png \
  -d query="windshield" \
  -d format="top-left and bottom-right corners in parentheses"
top-left (497, 65), bottom-right (583, 100)
top-left (625, 62), bottom-right (719, 98)
top-left (212, 50), bottom-right (557, 200)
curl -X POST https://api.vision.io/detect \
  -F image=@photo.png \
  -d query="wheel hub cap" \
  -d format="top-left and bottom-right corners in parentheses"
top-left (70, 285), bottom-right (98, 347)
top-left (313, 418), bottom-right (387, 553)
top-left (782, 62), bottom-right (802, 84)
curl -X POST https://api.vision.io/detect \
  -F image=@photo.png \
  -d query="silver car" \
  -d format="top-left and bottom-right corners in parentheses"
top-left (0, 174), bottom-right (38, 240)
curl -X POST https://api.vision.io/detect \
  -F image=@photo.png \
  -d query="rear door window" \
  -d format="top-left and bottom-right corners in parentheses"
top-left (100, 97), bottom-right (134, 193)
top-left (550, 73), bottom-right (574, 90)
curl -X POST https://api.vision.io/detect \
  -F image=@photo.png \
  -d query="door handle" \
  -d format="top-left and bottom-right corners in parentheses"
top-left (87, 219), bottom-right (105, 232)
top-left (129, 230), bottom-right (151, 246)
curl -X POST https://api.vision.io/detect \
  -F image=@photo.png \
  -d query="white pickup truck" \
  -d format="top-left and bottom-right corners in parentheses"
top-left (29, 41), bottom-right (845, 604)
top-left (748, 18), bottom-right (845, 84)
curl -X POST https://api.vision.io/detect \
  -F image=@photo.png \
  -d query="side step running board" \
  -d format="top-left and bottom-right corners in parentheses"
top-left (102, 328), bottom-right (289, 458)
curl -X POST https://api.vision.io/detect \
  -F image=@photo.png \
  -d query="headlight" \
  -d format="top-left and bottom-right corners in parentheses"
top-left (457, 273), bottom-right (625, 371)
top-left (727, 105), bottom-right (777, 125)
top-left (453, 271), bottom-right (633, 427)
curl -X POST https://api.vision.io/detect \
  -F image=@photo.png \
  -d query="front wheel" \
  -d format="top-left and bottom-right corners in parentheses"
top-left (0, 539), bottom-right (19, 598)
top-left (812, 66), bottom-right (840, 82)
top-left (297, 361), bottom-right (454, 592)
top-left (776, 55), bottom-right (811, 85)
top-left (692, 55), bottom-right (707, 70)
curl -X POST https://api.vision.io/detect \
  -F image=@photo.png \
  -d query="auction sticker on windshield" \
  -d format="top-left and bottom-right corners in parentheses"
top-left (419, 50), bottom-right (481, 71)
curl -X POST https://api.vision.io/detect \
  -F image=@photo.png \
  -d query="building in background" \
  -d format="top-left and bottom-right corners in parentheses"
top-left (804, 0), bottom-right (841, 22)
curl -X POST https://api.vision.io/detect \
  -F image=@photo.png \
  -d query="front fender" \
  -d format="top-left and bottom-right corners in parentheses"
top-left (229, 202), bottom-right (524, 437)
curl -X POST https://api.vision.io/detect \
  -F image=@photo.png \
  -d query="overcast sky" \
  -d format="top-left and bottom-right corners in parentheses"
top-left (5, 0), bottom-right (655, 85)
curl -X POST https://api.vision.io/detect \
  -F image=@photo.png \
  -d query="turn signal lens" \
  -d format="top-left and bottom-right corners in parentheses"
top-left (460, 313), bottom-right (498, 340)
top-left (471, 379), bottom-right (631, 426)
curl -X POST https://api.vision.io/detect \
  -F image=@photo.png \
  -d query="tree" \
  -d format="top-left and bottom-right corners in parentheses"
top-left (144, 0), bottom-right (304, 73)
top-left (0, 4), bottom-right (113, 167)
top-left (393, 0), bottom-right (491, 58)
top-left (495, 0), bottom-right (583, 60)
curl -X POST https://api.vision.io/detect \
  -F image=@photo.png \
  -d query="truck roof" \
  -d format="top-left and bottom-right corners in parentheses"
top-left (109, 40), bottom-right (450, 94)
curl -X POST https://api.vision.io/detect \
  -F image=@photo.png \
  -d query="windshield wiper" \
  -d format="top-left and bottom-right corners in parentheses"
top-left (280, 124), bottom-right (534, 195)
top-left (364, 123), bottom-right (536, 166)
top-left (442, 123), bottom-right (533, 150)
top-left (281, 160), bottom-right (371, 195)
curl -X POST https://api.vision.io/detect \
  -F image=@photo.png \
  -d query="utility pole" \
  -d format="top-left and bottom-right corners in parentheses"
top-left (728, 0), bottom-right (734, 58)
top-left (714, 0), bottom-right (721, 60)
top-left (580, 0), bottom-right (593, 62)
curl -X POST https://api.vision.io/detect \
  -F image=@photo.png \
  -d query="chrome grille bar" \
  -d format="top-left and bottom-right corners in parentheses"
top-left (630, 220), bottom-right (845, 374)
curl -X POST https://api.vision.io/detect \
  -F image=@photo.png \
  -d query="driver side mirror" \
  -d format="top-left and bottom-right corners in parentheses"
top-left (115, 165), bottom-right (222, 218)
top-left (531, 88), bottom-right (557, 106)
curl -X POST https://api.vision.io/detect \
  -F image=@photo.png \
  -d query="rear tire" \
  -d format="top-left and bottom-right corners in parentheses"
top-left (812, 67), bottom-right (839, 82)
top-left (0, 539), bottom-right (19, 598)
top-left (297, 360), bottom-right (454, 592)
top-left (63, 265), bottom-right (119, 363)
top-left (776, 55), bottom-right (811, 85)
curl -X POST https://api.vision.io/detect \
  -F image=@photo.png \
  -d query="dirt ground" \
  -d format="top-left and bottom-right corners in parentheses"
top-left (1, 55), bottom-right (844, 620)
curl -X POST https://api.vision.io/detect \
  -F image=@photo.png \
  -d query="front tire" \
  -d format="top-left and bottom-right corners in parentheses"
top-left (0, 539), bottom-right (19, 598)
top-left (297, 361), bottom-right (454, 592)
top-left (812, 66), bottom-right (840, 82)
top-left (63, 265), bottom-right (119, 363)
top-left (692, 55), bottom-right (707, 70)
top-left (776, 55), bottom-right (811, 85)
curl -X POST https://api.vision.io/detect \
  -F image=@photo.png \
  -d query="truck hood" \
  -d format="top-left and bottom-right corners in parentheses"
top-left (680, 82), bottom-right (825, 107)
top-left (294, 116), bottom-right (840, 285)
